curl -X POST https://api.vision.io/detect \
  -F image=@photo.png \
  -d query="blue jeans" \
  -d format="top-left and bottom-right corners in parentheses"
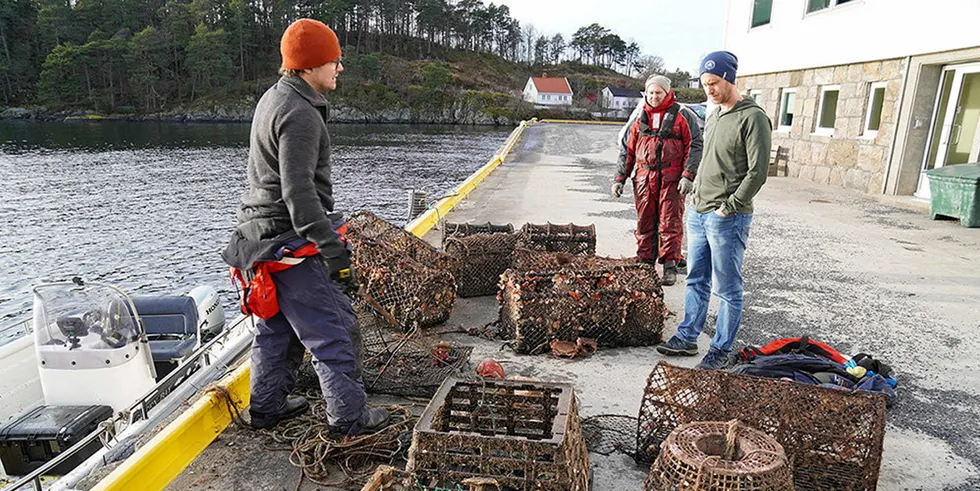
top-left (675, 209), bottom-right (752, 352)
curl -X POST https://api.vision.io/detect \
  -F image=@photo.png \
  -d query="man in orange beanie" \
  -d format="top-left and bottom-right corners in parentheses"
top-left (222, 18), bottom-right (389, 438)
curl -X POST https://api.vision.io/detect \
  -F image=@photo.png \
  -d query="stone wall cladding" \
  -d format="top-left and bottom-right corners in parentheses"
top-left (738, 58), bottom-right (905, 194)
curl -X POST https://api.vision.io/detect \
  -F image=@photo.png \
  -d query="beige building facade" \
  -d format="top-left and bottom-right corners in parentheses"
top-left (724, 0), bottom-right (980, 198)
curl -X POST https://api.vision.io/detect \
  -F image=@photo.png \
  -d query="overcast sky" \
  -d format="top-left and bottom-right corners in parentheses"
top-left (493, 0), bottom-right (728, 74)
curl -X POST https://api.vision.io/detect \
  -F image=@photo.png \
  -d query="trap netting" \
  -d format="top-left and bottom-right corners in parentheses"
top-left (636, 362), bottom-right (886, 491)
top-left (355, 301), bottom-right (472, 399)
top-left (498, 254), bottom-right (667, 355)
top-left (442, 222), bottom-right (515, 238)
top-left (517, 222), bottom-right (596, 255)
top-left (347, 210), bottom-right (458, 330)
top-left (407, 378), bottom-right (590, 491)
top-left (443, 232), bottom-right (520, 298)
top-left (645, 420), bottom-right (794, 491)
top-left (582, 414), bottom-right (639, 457)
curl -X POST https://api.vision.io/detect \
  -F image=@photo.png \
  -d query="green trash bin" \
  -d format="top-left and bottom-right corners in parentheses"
top-left (926, 163), bottom-right (980, 228)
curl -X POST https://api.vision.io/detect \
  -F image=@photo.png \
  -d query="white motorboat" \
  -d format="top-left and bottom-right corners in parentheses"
top-left (0, 279), bottom-right (253, 490)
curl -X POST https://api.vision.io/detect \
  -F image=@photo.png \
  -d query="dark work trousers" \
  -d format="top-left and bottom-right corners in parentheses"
top-left (633, 168), bottom-right (685, 264)
top-left (249, 255), bottom-right (366, 426)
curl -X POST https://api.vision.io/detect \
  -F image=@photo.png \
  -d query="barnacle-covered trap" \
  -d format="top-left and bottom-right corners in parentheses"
top-left (347, 211), bottom-right (458, 330)
top-left (499, 253), bottom-right (667, 355)
top-left (442, 222), bottom-right (520, 298)
top-left (636, 362), bottom-right (886, 491)
top-left (406, 378), bottom-right (590, 491)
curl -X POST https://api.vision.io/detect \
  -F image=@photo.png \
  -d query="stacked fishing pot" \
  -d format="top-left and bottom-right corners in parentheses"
top-left (499, 251), bottom-right (667, 354)
top-left (406, 378), bottom-right (590, 490)
top-left (636, 361), bottom-right (888, 490)
top-left (441, 222), bottom-right (520, 298)
top-left (346, 211), bottom-right (458, 330)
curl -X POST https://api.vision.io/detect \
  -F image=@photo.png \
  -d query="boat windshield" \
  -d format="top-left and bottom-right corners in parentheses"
top-left (32, 283), bottom-right (140, 351)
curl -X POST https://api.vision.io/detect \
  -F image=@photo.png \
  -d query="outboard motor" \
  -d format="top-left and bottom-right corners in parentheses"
top-left (188, 285), bottom-right (225, 341)
top-left (32, 282), bottom-right (156, 412)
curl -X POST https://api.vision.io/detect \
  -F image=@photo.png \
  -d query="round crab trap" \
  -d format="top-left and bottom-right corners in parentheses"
top-left (645, 420), bottom-right (794, 491)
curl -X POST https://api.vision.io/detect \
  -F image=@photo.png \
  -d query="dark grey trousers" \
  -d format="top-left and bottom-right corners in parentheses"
top-left (249, 255), bottom-right (365, 426)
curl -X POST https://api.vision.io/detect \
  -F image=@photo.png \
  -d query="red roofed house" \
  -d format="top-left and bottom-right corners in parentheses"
top-left (522, 74), bottom-right (573, 107)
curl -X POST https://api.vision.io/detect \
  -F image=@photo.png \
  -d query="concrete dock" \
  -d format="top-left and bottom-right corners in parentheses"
top-left (166, 122), bottom-right (980, 491)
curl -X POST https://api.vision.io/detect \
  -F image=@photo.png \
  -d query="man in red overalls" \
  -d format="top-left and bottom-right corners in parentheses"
top-left (612, 75), bottom-right (703, 285)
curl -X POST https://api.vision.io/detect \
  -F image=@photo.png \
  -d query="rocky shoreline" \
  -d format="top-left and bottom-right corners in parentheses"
top-left (0, 104), bottom-right (530, 126)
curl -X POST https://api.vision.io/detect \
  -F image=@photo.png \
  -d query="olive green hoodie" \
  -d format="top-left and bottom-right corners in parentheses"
top-left (693, 98), bottom-right (772, 215)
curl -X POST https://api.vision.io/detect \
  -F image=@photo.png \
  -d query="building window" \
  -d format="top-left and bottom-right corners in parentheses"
top-left (778, 88), bottom-right (797, 130)
top-left (816, 85), bottom-right (841, 134)
top-left (863, 82), bottom-right (887, 136)
top-left (807, 0), bottom-right (855, 14)
top-left (752, 0), bottom-right (772, 28)
top-left (749, 89), bottom-right (763, 104)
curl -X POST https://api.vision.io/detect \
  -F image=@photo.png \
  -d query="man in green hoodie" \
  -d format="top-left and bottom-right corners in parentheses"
top-left (656, 51), bottom-right (772, 370)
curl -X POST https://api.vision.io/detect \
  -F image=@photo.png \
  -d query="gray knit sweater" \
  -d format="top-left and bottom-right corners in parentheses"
top-left (236, 76), bottom-right (346, 259)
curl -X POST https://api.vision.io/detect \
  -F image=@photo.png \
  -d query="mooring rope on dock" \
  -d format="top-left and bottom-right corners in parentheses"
top-left (262, 389), bottom-right (416, 488)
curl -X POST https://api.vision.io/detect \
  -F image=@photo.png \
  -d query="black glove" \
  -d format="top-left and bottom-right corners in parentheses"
top-left (325, 253), bottom-right (355, 288)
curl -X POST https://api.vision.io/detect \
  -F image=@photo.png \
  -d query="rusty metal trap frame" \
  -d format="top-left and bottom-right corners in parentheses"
top-left (443, 232), bottom-right (521, 298)
top-left (645, 420), bottom-right (794, 491)
top-left (406, 378), bottom-right (590, 491)
top-left (636, 362), bottom-right (887, 491)
top-left (363, 465), bottom-right (520, 491)
top-left (510, 249), bottom-right (658, 278)
top-left (442, 221), bottom-right (516, 240)
top-left (498, 255), bottom-right (667, 355)
top-left (347, 210), bottom-right (459, 330)
top-left (517, 222), bottom-right (596, 255)
top-left (354, 301), bottom-right (473, 399)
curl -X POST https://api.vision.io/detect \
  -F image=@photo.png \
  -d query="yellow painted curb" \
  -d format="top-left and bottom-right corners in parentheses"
top-left (92, 363), bottom-right (251, 491)
top-left (539, 119), bottom-right (624, 125)
top-left (94, 119), bottom-right (533, 490)
top-left (405, 120), bottom-right (531, 237)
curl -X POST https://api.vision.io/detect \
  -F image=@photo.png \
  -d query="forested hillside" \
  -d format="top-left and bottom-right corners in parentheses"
top-left (0, 0), bottom-right (700, 120)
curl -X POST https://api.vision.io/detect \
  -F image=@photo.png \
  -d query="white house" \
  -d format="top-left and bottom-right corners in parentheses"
top-left (601, 87), bottom-right (643, 117)
top-left (523, 75), bottom-right (573, 107)
top-left (724, 0), bottom-right (980, 198)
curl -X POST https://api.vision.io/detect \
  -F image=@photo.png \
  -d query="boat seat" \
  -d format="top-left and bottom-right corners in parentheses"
top-left (132, 296), bottom-right (198, 362)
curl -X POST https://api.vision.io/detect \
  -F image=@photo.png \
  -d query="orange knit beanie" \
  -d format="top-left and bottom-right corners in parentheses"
top-left (280, 19), bottom-right (341, 70)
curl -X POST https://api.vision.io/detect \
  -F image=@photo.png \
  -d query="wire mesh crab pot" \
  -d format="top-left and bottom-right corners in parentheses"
top-left (443, 232), bottom-right (521, 298)
top-left (443, 222), bottom-right (516, 239)
top-left (645, 420), bottom-right (794, 491)
top-left (347, 211), bottom-right (458, 330)
top-left (517, 222), bottom-right (596, 255)
top-left (511, 249), bottom-right (654, 274)
top-left (355, 302), bottom-right (473, 399)
top-left (498, 256), bottom-right (667, 355)
top-left (636, 362), bottom-right (887, 491)
top-left (406, 378), bottom-right (590, 491)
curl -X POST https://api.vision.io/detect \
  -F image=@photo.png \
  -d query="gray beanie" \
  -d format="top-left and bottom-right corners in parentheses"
top-left (645, 75), bottom-right (671, 93)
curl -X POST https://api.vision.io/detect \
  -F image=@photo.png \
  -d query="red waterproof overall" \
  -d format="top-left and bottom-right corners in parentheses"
top-left (619, 94), bottom-right (693, 264)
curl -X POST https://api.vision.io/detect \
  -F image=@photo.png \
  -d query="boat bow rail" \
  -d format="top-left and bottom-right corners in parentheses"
top-left (4, 314), bottom-right (254, 491)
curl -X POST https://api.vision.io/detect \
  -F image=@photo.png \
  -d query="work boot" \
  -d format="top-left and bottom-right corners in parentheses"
top-left (696, 348), bottom-right (731, 370)
top-left (656, 335), bottom-right (698, 356)
top-left (249, 395), bottom-right (310, 430)
top-left (662, 261), bottom-right (678, 286)
top-left (677, 258), bottom-right (687, 275)
top-left (329, 406), bottom-right (391, 439)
